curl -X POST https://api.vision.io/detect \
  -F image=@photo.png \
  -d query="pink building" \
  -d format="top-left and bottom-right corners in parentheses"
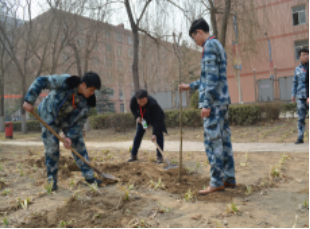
top-left (225, 0), bottom-right (309, 103)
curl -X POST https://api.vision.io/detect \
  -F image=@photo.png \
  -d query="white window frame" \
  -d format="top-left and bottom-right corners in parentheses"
top-left (294, 39), bottom-right (309, 60)
top-left (292, 5), bottom-right (306, 26)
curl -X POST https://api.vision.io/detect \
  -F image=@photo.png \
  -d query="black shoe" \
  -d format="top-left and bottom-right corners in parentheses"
top-left (86, 178), bottom-right (103, 186)
top-left (52, 182), bottom-right (58, 191)
top-left (294, 139), bottom-right (304, 144)
top-left (128, 155), bottom-right (138, 162)
top-left (157, 157), bottom-right (163, 164)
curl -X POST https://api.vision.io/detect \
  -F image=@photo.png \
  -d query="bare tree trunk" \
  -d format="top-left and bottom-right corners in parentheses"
top-left (21, 75), bottom-right (27, 133)
top-left (123, 84), bottom-right (127, 113)
top-left (208, 0), bottom-right (218, 38)
top-left (219, 0), bottom-right (231, 47)
top-left (173, 32), bottom-right (183, 183)
top-left (125, 0), bottom-right (153, 92)
top-left (126, 10), bottom-right (140, 91)
top-left (70, 42), bottom-right (82, 76)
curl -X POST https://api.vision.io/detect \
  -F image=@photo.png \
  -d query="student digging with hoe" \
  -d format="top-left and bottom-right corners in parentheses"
top-left (179, 18), bottom-right (236, 195)
top-left (23, 72), bottom-right (103, 191)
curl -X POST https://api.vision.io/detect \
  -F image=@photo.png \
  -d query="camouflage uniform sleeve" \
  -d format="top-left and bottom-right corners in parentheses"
top-left (24, 74), bottom-right (69, 105)
top-left (66, 113), bottom-right (88, 140)
top-left (291, 68), bottom-right (298, 98)
top-left (202, 42), bottom-right (221, 109)
top-left (189, 79), bottom-right (200, 90)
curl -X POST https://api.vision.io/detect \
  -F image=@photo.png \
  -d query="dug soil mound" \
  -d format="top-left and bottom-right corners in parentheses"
top-left (19, 190), bottom-right (152, 228)
top-left (0, 181), bottom-right (6, 190)
top-left (26, 156), bottom-right (80, 171)
top-left (25, 156), bottom-right (81, 179)
top-left (100, 162), bottom-right (261, 202)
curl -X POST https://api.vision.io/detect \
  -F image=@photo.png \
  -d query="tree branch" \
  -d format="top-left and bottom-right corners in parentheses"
top-left (137, 0), bottom-right (153, 25)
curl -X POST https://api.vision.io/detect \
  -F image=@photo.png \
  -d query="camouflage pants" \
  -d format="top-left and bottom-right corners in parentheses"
top-left (297, 99), bottom-right (309, 140)
top-left (203, 105), bottom-right (236, 187)
top-left (41, 124), bottom-right (94, 183)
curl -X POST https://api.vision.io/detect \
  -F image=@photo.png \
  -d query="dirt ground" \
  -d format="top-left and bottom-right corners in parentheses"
top-left (0, 145), bottom-right (308, 228)
top-left (1, 118), bottom-right (308, 144)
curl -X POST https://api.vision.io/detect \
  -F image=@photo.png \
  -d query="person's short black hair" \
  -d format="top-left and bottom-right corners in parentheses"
top-left (136, 89), bottom-right (148, 99)
top-left (189, 18), bottom-right (209, 37)
top-left (81, 71), bottom-right (101, 90)
top-left (299, 48), bottom-right (309, 57)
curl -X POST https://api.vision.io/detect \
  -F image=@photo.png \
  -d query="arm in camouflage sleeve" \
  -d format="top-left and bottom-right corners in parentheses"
top-left (189, 79), bottom-right (200, 90)
top-left (291, 68), bottom-right (298, 98)
top-left (24, 74), bottom-right (70, 105)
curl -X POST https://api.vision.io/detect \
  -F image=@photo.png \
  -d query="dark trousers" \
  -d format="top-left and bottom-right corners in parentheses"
top-left (131, 123), bottom-right (164, 158)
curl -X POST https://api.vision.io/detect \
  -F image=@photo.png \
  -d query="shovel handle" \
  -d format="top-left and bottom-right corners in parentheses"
top-left (30, 110), bottom-right (102, 175)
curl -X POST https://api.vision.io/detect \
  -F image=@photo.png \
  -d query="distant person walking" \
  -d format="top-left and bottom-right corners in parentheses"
top-left (291, 48), bottom-right (309, 144)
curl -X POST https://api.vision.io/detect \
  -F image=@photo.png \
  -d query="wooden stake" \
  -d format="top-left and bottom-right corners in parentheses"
top-left (173, 32), bottom-right (183, 182)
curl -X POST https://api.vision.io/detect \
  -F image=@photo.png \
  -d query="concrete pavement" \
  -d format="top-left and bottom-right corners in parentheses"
top-left (0, 140), bottom-right (308, 153)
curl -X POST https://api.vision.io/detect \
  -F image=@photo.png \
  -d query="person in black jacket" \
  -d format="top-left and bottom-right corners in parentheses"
top-left (128, 89), bottom-right (167, 163)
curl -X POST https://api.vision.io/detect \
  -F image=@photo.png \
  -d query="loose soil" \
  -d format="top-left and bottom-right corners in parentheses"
top-left (0, 145), bottom-right (308, 228)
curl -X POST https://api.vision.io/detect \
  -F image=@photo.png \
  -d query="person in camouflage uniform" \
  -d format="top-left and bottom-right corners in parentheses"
top-left (179, 18), bottom-right (236, 194)
top-left (23, 72), bottom-right (102, 191)
top-left (291, 48), bottom-right (309, 144)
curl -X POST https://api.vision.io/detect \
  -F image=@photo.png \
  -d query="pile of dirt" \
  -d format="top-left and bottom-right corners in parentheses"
top-left (26, 156), bottom-right (80, 170)
top-left (25, 156), bottom-right (81, 179)
top-left (19, 190), bottom-right (152, 228)
top-left (0, 181), bottom-right (6, 190)
top-left (100, 162), bottom-right (261, 202)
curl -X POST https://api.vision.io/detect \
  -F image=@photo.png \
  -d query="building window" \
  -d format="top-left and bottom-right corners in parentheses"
top-left (106, 43), bottom-right (112, 52)
top-left (62, 53), bottom-right (69, 62)
top-left (92, 57), bottom-right (99, 65)
top-left (108, 103), bottom-right (115, 112)
top-left (128, 36), bottom-right (133, 45)
top-left (292, 5), bottom-right (306, 26)
top-left (294, 39), bottom-right (309, 60)
top-left (128, 49), bottom-right (133, 57)
top-left (106, 57), bottom-right (112, 66)
top-left (106, 72), bottom-right (113, 82)
top-left (120, 103), bottom-right (124, 113)
top-left (116, 33), bottom-right (123, 43)
top-left (117, 46), bottom-right (122, 57)
top-left (107, 88), bottom-right (114, 98)
top-left (91, 41), bottom-right (99, 50)
top-left (105, 30), bottom-right (111, 38)
top-left (77, 38), bottom-right (84, 48)
top-left (61, 34), bottom-right (66, 44)
top-left (77, 24), bottom-right (84, 33)
top-left (118, 60), bottom-right (123, 70)
top-left (119, 89), bottom-right (123, 100)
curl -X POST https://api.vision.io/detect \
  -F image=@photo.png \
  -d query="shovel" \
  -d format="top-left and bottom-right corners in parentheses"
top-left (153, 141), bottom-right (178, 170)
top-left (145, 128), bottom-right (177, 170)
top-left (31, 110), bottom-right (118, 182)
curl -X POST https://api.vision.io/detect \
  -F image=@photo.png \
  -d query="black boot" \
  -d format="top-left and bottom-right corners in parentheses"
top-left (128, 155), bottom-right (138, 162)
top-left (86, 178), bottom-right (103, 186)
top-left (157, 157), bottom-right (163, 164)
top-left (51, 181), bottom-right (58, 191)
top-left (294, 139), bottom-right (304, 144)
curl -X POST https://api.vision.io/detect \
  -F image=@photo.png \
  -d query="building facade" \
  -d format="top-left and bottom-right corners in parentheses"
top-left (225, 0), bottom-right (309, 104)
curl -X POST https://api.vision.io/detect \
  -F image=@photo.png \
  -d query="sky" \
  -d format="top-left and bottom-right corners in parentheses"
top-left (2, 0), bottom-right (211, 47)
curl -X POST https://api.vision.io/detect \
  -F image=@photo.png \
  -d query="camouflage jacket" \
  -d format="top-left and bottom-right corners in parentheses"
top-left (291, 63), bottom-right (308, 99)
top-left (190, 36), bottom-right (231, 109)
top-left (24, 74), bottom-right (96, 140)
